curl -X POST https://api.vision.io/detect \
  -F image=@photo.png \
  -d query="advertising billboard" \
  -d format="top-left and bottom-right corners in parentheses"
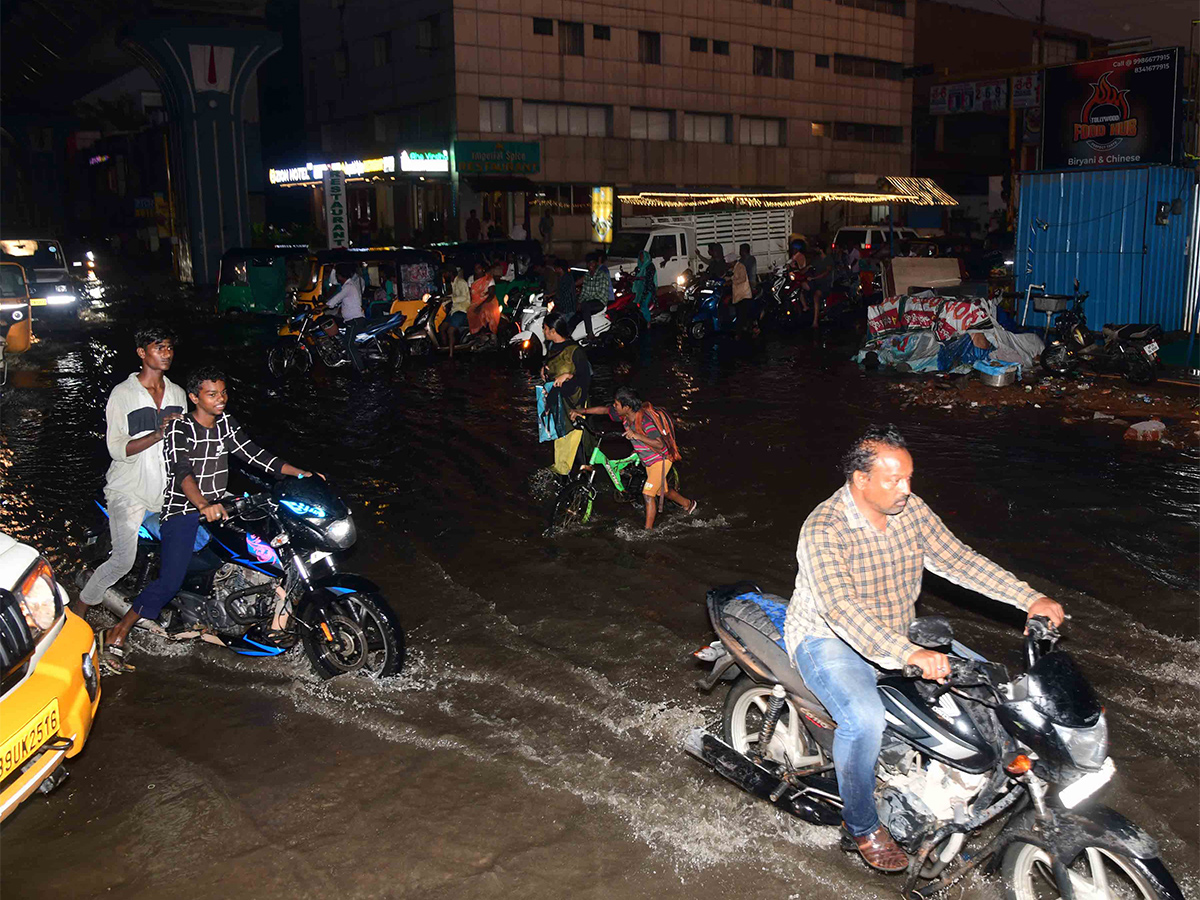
top-left (1041, 48), bottom-right (1180, 169)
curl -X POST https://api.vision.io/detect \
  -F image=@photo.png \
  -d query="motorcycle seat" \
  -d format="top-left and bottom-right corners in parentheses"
top-left (717, 590), bottom-right (832, 721)
top-left (1101, 323), bottom-right (1161, 341)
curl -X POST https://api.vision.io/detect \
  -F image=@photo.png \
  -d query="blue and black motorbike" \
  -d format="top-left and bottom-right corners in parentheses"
top-left (268, 309), bottom-right (407, 377)
top-left (686, 274), bottom-right (735, 340)
top-left (82, 476), bottom-right (405, 679)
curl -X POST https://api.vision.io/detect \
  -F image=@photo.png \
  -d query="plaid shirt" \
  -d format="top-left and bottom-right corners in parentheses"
top-left (784, 486), bottom-right (1043, 670)
top-left (162, 414), bottom-right (281, 522)
top-left (579, 270), bottom-right (610, 305)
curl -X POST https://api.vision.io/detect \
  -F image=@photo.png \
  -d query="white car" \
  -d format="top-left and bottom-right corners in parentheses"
top-left (832, 225), bottom-right (919, 254)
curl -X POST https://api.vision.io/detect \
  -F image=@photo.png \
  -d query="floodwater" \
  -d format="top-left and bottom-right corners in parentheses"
top-left (1, 295), bottom-right (1197, 900)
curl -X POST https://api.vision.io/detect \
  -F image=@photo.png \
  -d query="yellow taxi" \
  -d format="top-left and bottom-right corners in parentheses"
top-left (1, 532), bottom-right (100, 821)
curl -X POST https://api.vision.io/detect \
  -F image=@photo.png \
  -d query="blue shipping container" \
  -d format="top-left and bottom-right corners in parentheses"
top-left (1016, 167), bottom-right (1194, 330)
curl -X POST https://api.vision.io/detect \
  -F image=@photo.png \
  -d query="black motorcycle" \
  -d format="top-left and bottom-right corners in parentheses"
top-left (687, 584), bottom-right (1182, 900)
top-left (83, 476), bottom-right (405, 679)
top-left (1036, 283), bottom-right (1160, 385)
top-left (268, 309), bottom-right (406, 377)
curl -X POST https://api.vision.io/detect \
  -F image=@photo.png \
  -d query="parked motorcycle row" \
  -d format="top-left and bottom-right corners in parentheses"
top-left (265, 258), bottom-right (873, 378)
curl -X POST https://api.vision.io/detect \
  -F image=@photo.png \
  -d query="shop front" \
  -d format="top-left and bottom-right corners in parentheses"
top-left (397, 148), bottom-right (453, 243)
top-left (269, 155), bottom-right (398, 246)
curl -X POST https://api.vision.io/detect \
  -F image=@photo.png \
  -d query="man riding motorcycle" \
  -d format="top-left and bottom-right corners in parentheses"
top-left (785, 424), bottom-right (1064, 873)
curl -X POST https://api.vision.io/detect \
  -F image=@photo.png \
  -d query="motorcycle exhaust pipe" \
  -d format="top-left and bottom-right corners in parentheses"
top-left (684, 729), bottom-right (842, 827)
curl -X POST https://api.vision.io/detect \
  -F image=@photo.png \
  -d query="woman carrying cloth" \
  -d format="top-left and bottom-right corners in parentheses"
top-left (633, 250), bottom-right (656, 325)
top-left (542, 312), bottom-right (592, 478)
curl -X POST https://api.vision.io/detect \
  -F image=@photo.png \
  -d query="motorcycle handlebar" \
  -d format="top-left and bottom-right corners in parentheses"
top-left (224, 491), bottom-right (270, 519)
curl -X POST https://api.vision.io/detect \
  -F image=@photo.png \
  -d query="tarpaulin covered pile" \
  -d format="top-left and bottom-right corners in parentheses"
top-left (856, 293), bottom-right (1044, 375)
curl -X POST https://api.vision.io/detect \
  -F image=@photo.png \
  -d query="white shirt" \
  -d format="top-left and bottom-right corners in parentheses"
top-left (326, 276), bottom-right (364, 319)
top-left (510, 223), bottom-right (527, 240)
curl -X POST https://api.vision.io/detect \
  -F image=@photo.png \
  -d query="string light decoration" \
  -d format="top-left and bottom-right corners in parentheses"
top-left (618, 178), bottom-right (957, 210)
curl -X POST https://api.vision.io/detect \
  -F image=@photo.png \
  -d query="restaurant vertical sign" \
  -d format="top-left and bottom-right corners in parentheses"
top-left (324, 169), bottom-right (348, 248)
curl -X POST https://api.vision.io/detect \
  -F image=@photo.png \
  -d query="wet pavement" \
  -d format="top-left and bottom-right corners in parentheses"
top-left (1, 294), bottom-right (1197, 899)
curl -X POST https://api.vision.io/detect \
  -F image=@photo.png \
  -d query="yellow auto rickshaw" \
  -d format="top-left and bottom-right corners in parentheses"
top-left (1, 261), bottom-right (33, 354)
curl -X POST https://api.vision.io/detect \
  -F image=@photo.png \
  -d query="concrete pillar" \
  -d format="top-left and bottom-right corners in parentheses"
top-left (125, 21), bottom-right (281, 284)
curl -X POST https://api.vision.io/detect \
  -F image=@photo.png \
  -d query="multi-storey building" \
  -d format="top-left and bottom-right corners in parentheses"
top-left (291, 0), bottom-right (915, 249)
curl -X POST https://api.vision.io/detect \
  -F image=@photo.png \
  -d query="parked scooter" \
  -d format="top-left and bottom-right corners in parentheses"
top-left (510, 293), bottom-right (636, 364)
top-left (83, 476), bottom-right (405, 679)
top-left (1034, 282), bottom-right (1160, 384)
top-left (403, 293), bottom-right (519, 357)
top-left (687, 583), bottom-right (1183, 900)
top-left (268, 309), bottom-right (406, 376)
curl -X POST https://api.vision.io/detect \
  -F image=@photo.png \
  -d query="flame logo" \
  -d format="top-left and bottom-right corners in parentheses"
top-left (1080, 72), bottom-right (1131, 123)
top-left (1075, 71), bottom-right (1136, 151)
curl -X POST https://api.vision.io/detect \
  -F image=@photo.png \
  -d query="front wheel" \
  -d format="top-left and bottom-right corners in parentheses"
top-left (689, 319), bottom-right (708, 340)
top-left (268, 342), bottom-right (312, 377)
top-left (300, 592), bottom-right (405, 679)
top-left (1001, 840), bottom-right (1181, 900)
top-left (1041, 344), bottom-right (1076, 375)
top-left (609, 317), bottom-right (638, 350)
top-left (549, 482), bottom-right (593, 531)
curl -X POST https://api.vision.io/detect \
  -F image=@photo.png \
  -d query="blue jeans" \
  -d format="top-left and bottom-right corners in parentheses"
top-left (130, 512), bottom-right (200, 620)
top-left (794, 634), bottom-right (983, 837)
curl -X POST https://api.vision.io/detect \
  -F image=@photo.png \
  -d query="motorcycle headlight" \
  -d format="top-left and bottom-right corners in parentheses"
top-left (1053, 716), bottom-right (1108, 771)
top-left (676, 274), bottom-right (687, 286)
top-left (17, 558), bottom-right (63, 640)
top-left (325, 516), bottom-right (356, 549)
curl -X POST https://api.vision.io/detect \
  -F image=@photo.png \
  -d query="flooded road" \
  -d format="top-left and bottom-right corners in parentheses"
top-left (2, 300), bottom-right (1197, 900)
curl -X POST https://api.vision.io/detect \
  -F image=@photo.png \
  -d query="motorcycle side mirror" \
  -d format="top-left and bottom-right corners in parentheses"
top-left (908, 616), bottom-right (954, 649)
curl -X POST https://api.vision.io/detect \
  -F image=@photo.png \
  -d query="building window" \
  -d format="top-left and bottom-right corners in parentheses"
top-left (811, 121), bottom-right (830, 138)
top-left (373, 33), bottom-right (391, 67)
top-left (833, 121), bottom-right (904, 143)
top-left (752, 46), bottom-right (774, 77)
top-left (776, 49), bottom-right (794, 79)
top-left (690, 36), bottom-right (708, 52)
top-left (683, 112), bottom-right (729, 143)
top-left (479, 97), bottom-right (511, 133)
top-left (417, 15), bottom-right (440, 51)
top-left (639, 31), bottom-right (661, 65)
top-left (815, 53), bottom-right (830, 68)
top-left (523, 101), bottom-right (610, 137)
top-left (835, 0), bottom-right (905, 16)
top-left (740, 116), bottom-right (784, 146)
top-left (631, 108), bottom-right (672, 140)
top-left (593, 24), bottom-right (611, 40)
top-left (834, 54), bottom-right (902, 80)
top-left (778, 0), bottom-right (793, 7)
top-left (559, 21), bottom-right (584, 56)
top-left (713, 40), bottom-right (730, 56)
top-left (334, 47), bottom-right (347, 77)
top-left (1032, 36), bottom-right (1082, 65)
top-left (532, 17), bottom-right (553, 36)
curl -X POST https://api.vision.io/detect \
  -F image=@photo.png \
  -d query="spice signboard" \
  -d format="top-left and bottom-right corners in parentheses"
top-left (453, 141), bottom-right (541, 176)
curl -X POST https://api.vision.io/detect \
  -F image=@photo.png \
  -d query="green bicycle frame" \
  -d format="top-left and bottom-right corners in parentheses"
top-left (584, 443), bottom-right (641, 493)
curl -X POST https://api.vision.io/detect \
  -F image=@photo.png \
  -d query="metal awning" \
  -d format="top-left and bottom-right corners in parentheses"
top-left (882, 177), bottom-right (958, 206)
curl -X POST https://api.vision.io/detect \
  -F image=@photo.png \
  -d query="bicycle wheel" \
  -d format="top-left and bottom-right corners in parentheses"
top-left (550, 483), bottom-right (593, 531)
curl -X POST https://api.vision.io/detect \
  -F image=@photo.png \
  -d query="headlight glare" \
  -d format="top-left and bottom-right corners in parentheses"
top-left (18, 559), bottom-right (63, 636)
top-left (1053, 715), bottom-right (1108, 771)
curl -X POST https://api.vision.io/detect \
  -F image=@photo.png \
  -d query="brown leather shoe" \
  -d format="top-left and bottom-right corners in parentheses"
top-left (844, 824), bottom-right (909, 873)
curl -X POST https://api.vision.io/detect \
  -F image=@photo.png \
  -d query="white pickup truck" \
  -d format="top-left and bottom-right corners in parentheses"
top-left (603, 210), bottom-right (793, 291)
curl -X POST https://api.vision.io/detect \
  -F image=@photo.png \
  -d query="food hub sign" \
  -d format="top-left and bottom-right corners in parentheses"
top-left (1041, 48), bottom-right (1181, 170)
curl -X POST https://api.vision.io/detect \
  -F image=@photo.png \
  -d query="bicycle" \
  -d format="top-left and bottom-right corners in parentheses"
top-left (549, 416), bottom-right (680, 531)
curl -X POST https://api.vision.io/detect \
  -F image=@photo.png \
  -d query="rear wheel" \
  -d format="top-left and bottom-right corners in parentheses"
top-left (300, 592), bottom-right (405, 679)
top-left (550, 483), bottom-right (593, 531)
top-left (722, 675), bottom-right (821, 767)
top-left (388, 337), bottom-right (406, 372)
top-left (1001, 840), bottom-right (1180, 900)
top-left (689, 320), bottom-right (708, 340)
top-left (1123, 352), bottom-right (1156, 385)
